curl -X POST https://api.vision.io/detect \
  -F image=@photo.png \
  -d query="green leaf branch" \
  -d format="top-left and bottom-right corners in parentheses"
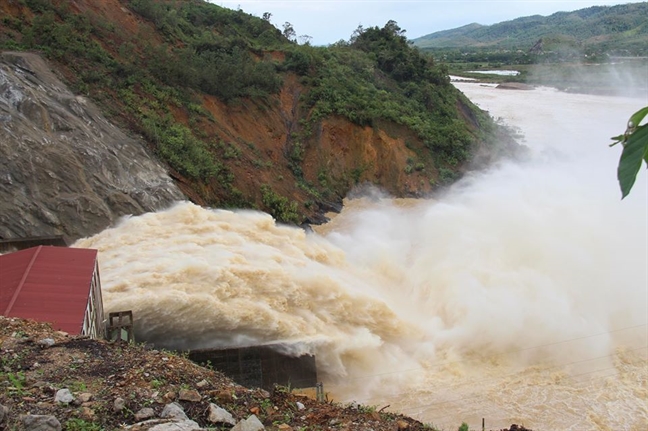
top-left (610, 106), bottom-right (648, 198)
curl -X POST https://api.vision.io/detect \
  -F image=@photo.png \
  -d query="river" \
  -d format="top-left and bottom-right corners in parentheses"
top-left (75, 83), bottom-right (648, 430)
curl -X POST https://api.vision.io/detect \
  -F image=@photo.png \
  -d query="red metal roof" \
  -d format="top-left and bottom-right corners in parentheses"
top-left (0, 246), bottom-right (98, 334)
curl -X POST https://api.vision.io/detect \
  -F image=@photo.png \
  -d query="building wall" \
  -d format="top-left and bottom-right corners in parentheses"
top-left (82, 263), bottom-right (106, 339)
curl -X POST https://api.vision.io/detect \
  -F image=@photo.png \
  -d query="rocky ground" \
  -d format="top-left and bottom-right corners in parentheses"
top-left (0, 316), bottom-right (531, 431)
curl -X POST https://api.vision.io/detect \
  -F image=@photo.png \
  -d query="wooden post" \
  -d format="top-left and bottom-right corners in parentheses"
top-left (482, 418), bottom-right (485, 431)
top-left (107, 310), bottom-right (134, 343)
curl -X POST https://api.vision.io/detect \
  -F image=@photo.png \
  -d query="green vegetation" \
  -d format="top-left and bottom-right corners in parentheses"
top-left (260, 185), bottom-right (301, 224)
top-left (150, 378), bottom-right (165, 389)
top-left (64, 418), bottom-right (104, 431)
top-left (423, 5), bottom-right (648, 97)
top-left (140, 115), bottom-right (223, 180)
top-left (611, 106), bottom-right (648, 198)
top-left (0, 350), bottom-right (29, 396)
top-left (289, 21), bottom-right (475, 166)
top-left (0, 0), bottom-right (502, 223)
top-left (414, 3), bottom-right (648, 57)
top-left (0, 0), bottom-right (284, 191)
top-left (414, 2), bottom-right (648, 92)
top-left (6, 371), bottom-right (27, 395)
top-left (64, 380), bottom-right (88, 393)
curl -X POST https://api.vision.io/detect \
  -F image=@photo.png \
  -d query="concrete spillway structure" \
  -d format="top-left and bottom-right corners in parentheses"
top-left (189, 345), bottom-right (317, 390)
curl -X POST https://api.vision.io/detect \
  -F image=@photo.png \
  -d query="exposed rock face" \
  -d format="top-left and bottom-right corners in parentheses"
top-left (0, 52), bottom-right (184, 241)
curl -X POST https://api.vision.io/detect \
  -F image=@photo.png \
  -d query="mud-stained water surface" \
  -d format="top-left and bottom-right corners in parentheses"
top-left (75, 83), bottom-right (648, 430)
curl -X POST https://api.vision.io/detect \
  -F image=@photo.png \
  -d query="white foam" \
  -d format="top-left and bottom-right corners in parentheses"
top-left (75, 83), bottom-right (648, 430)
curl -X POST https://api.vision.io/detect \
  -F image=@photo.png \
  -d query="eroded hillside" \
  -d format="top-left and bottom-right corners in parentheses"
top-left (0, 0), bottom-right (521, 234)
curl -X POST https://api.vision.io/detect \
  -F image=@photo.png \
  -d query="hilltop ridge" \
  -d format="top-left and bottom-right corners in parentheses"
top-left (413, 2), bottom-right (648, 56)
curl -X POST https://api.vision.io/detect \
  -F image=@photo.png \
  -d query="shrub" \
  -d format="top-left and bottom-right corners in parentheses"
top-left (260, 185), bottom-right (301, 224)
top-left (65, 418), bottom-right (103, 431)
top-left (141, 117), bottom-right (222, 181)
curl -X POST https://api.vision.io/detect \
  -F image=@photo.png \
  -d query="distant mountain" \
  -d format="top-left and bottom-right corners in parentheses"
top-left (413, 2), bottom-right (648, 55)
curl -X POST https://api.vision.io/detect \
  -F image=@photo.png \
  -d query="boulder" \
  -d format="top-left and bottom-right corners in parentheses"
top-left (131, 408), bottom-right (153, 422)
top-left (125, 419), bottom-right (202, 431)
top-left (178, 389), bottom-right (201, 402)
top-left (160, 402), bottom-right (188, 421)
top-left (37, 338), bottom-right (55, 347)
top-left (0, 403), bottom-right (8, 424)
top-left (208, 403), bottom-right (236, 425)
top-left (113, 397), bottom-right (127, 412)
top-left (149, 420), bottom-right (202, 431)
top-left (77, 393), bottom-right (93, 403)
top-left (232, 415), bottom-right (265, 431)
top-left (21, 414), bottom-right (61, 431)
top-left (54, 389), bottom-right (74, 404)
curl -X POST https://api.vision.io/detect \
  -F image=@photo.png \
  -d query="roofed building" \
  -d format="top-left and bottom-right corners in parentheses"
top-left (0, 246), bottom-right (105, 338)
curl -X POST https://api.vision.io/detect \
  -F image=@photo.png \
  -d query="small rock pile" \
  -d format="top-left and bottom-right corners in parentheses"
top-left (1, 399), bottom-right (265, 431)
top-left (0, 316), bottom-right (533, 431)
top-left (0, 316), bottom-right (433, 431)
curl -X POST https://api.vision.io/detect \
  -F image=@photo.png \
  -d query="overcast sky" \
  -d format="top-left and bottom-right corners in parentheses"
top-left (210, 0), bottom-right (644, 45)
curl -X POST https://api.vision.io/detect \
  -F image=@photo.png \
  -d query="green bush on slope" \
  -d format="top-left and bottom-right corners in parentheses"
top-left (0, 0), bottom-right (500, 222)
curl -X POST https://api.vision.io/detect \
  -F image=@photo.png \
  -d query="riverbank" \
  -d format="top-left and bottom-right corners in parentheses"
top-left (0, 316), bottom-right (530, 431)
top-left (449, 60), bottom-right (648, 98)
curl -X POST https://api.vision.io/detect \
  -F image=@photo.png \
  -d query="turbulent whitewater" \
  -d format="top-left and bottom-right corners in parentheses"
top-left (75, 83), bottom-right (647, 430)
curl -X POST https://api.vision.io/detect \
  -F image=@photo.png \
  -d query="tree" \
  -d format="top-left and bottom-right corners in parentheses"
top-left (611, 106), bottom-right (648, 198)
top-left (350, 20), bottom-right (429, 83)
top-left (282, 22), bottom-right (296, 42)
top-left (349, 24), bottom-right (364, 44)
top-left (384, 19), bottom-right (405, 37)
top-left (298, 34), bottom-right (312, 45)
top-left (262, 12), bottom-right (271, 21)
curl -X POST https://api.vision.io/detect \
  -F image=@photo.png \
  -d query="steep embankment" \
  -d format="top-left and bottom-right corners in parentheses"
top-left (0, 316), bottom-right (533, 431)
top-left (0, 316), bottom-right (454, 431)
top-left (0, 0), bottom-right (519, 235)
top-left (0, 51), bottom-right (183, 241)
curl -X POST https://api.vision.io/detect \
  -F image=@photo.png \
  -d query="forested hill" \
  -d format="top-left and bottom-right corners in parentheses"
top-left (413, 2), bottom-right (648, 56)
top-left (0, 0), bottom-right (518, 234)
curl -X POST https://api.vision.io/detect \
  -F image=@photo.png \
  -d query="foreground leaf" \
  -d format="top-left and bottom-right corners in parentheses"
top-left (617, 123), bottom-right (648, 199)
top-left (628, 106), bottom-right (648, 130)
